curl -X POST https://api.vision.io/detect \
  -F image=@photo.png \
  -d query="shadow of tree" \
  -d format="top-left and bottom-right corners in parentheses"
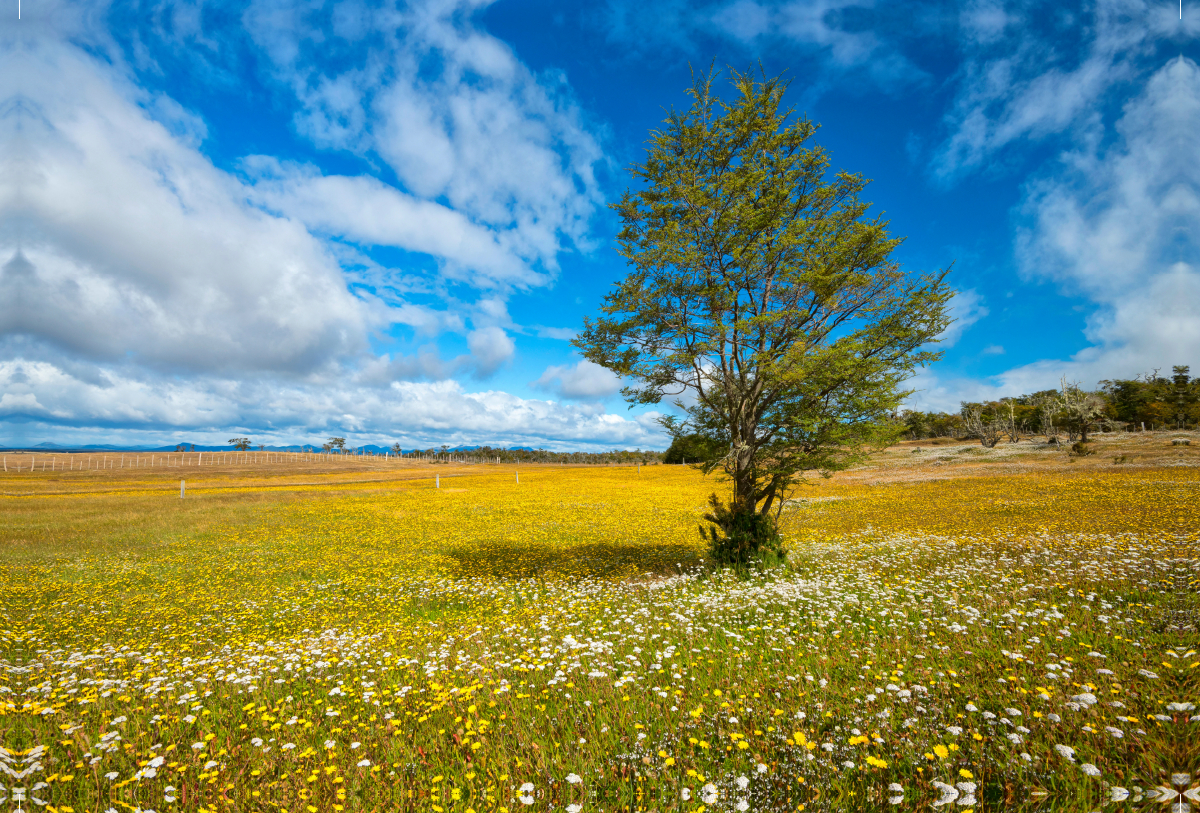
top-left (440, 538), bottom-right (701, 580)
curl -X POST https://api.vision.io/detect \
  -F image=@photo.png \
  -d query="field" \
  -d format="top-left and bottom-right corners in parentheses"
top-left (1, 433), bottom-right (1196, 813)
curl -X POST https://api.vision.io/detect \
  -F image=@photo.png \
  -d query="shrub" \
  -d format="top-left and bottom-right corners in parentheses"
top-left (699, 494), bottom-right (786, 567)
top-left (662, 434), bottom-right (722, 465)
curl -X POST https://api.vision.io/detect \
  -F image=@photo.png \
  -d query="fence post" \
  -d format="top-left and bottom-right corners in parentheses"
top-left (181, 480), bottom-right (186, 499)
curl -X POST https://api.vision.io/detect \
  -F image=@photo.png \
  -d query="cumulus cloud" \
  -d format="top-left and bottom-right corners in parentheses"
top-left (1004, 56), bottom-right (1199, 389)
top-left (0, 0), bottom-right (611, 446)
top-left (466, 327), bottom-right (516, 378)
top-left (242, 0), bottom-right (604, 267)
top-left (0, 39), bottom-right (369, 376)
top-left (534, 359), bottom-right (624, 401)
top-left (241, 158), bottom-right (542, 288)
top-left (910, 57), bottom-right (1200, 409)
top-left (0, 359), bottom-right (667, 450)
top-left (902, 368), bottom-right (1009, 413)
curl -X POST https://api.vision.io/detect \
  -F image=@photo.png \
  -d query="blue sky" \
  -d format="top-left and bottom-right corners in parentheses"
top-left (1, 0), bottom-right (1196, 450)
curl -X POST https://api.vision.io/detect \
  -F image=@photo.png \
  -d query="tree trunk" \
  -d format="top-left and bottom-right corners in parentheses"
top-left (731, 450), bottom-right (756, 515)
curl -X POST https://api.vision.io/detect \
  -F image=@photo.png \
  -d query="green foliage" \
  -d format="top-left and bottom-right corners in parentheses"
top-left (1102, 365), bottom-right (1200, 429)
top-left (901, 366), bottom-right (1200, 441)
top-left (227, 437), bottom-right (251, 451)
top-left (699, 493), bottom-right (785, 567)
top-left (897, 408), bottom-right (965, 439)
top-left (663, 434), bottom-right (721, 465)
top-left (1070, 441), bottom-right (1095, 457)
top-left (575, 68), bottom-right (952, 557)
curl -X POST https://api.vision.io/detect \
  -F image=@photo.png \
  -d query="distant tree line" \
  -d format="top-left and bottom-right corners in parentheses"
top-left (385, 444), bottom-right (664, 465)
top-left (899, 366), bottom-right (1199, 446)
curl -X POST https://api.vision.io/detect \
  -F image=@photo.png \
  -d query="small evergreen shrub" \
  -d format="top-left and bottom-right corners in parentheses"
top-left (699, 494), bottom-right (786, 567)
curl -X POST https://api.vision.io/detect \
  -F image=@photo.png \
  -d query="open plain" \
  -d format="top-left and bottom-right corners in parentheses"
top-left (1, 433), bottom-right (1196, 812)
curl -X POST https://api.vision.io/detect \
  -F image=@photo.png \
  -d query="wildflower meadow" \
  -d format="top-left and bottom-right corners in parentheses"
top-left (1, 434), bottom-right (1195, 812)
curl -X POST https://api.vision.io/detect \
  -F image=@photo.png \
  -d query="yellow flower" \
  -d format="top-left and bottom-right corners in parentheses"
top-left (933, 745), bottom-right (949, 759)
top-left (959, 769), bottom-right (974, 780)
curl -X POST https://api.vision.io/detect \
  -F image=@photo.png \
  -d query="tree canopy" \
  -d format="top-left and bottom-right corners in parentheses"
top-left (575, 69), bottom-right (952, 563)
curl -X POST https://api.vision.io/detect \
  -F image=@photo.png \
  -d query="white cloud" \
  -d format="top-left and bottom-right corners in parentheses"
top-left (466, 326), bottom-right (516, 378)
top-left (0, 359), bottom-right (667, 450)
top-left (959, 0), bottom-right (1012, 46)
top-left (532, 326), bottom-right (578, 341)
top-left (1005, 56), bottom-right (1199, 388)
top-left (242, 158), bottom-right (541, 288)
top-left (0, 39), bottom-right (368, 376)
top-left (243, 0), bottom-right (604, 268)
top-left (602, 0), bottom-right (924, 89)
top-left (902, 369), bottom-right (1009, 413)
top-left (932, 0), bottom-right (1190, 180)
top-left (912, 56), bottom-right (1200, 408)
top-left (0, 1), bottom-right (613, 447)
top-left (534, 359), bottom-right (624, 400)
top-left (937, 289), bottom-right (989, 347)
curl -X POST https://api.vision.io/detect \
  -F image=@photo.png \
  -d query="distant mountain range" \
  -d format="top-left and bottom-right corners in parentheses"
top-left (0, 442), bottom-right (538, 454)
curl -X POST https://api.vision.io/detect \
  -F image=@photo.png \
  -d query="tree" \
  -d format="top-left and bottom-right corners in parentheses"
top-left (575, 69), bottom-right (952, 564)
top-left (1172, 365), bottom-right (1198, 428)
top-left (996, 399), bottom-right (1024, 443)
top-left (327, 437), bottom-right (346, 454)
top-left (1032, 393), bottom-right (1060, 443)
top-left (1056, 378), bottom-right (1106, 443)
top-left (390, 442), bottom-right (403, 454)
top-left (228, 437), bottom-right (251, 451)
top-left (663, 433), bottom-right (722, 464)
top-left (960, 403), bottom-right (1002, 448)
